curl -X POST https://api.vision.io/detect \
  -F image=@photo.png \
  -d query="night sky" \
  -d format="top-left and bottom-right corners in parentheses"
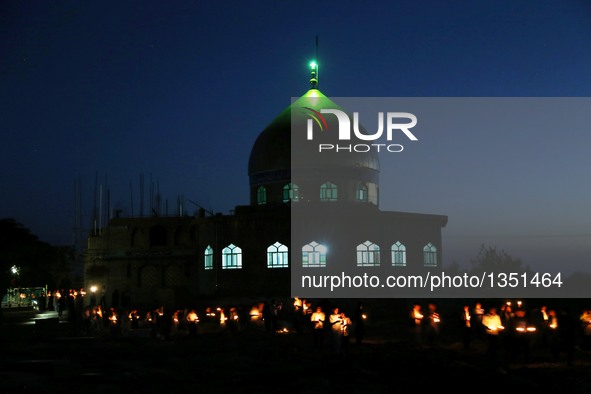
top-left (2, 1), bottom-right (591, 275)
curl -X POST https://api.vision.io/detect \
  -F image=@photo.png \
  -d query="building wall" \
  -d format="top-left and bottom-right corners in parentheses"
top-left (83, 207), bottom-right (292, 309)
top-left (83, 203), bottom-right (446, 307)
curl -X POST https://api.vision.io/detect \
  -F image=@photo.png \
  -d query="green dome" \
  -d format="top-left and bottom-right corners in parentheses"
top-left (248, 88), bottom-right (380, 205)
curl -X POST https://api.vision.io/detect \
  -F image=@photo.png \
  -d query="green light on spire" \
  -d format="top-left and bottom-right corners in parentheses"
top-left (309, 60), bottom-right (318, 89)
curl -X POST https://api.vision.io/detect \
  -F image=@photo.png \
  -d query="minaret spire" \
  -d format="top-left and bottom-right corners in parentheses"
top-left (309, 35), bottom-right (319, 89)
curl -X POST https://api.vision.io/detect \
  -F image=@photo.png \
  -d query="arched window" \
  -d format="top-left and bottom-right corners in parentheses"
top-left (222, 244), bottom-right (242, 269)
top-left (302, 241), bottom-right (327, 267)
top-left (356, 240), bottom-right (380, 267)
top-left (257, 186), bottom-right (267, 205)
top-left (391, 241), bottom-right (407, 267)
top-left (267, 242), bottom-right (289, 268)
top-left (320, 182), bottom-right (338, 202)
top-left (204, 245), bottom-right (213, 270)
top-left (283, 183), bottom-right (300, 203)
top-left (356, 183), bottom-right (368, 202)
top-left (423, 243), bottom-right (437, 267)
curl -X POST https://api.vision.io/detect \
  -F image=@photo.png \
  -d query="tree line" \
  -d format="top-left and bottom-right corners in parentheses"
top-left (0, 218), bottom-right (77, 302)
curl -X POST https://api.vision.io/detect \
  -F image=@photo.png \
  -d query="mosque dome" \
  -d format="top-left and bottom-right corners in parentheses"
top-left (248, 72), bottom-right (380, 207)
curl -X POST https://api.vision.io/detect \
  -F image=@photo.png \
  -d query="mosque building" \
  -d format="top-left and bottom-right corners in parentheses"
top-left (83, 64), bottom-right (448, 308)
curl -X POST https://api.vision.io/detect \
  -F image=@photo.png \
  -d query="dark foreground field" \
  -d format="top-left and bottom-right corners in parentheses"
top-left (2, 299), bottom-right (591, 394)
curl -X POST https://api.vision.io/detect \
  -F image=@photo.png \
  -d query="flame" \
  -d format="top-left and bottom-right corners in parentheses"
top-left (249, 306), bottom-right (260, 320)
top-left (186, 311), bottom-right (199, 323)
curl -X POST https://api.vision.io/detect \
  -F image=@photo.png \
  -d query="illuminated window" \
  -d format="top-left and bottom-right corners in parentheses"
top-left (320, 182), bottom-right (338, 201)
top-left (222, 244), bottom-right (242, 269)
top-left (391, 241), bottom-right (407, 267)
top-left (283, 183), bottom-right (300, 203)
top-left (356, 240), bottom-right (380, 267)
top-left (423, 243), bottom-right (437, 267)
top-left (302, 241), bottom-right (327, 267)
top-left (267, 242), bottom-right (289, 268)
top-left (204, 245), bottom-right (213, 270)
top-left (355, 183), bottom-right (368, 202)
top-left (257, 186), bottom-right (267, 205)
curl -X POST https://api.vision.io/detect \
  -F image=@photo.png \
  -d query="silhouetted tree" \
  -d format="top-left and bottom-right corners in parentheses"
top-left (468, 244), bottom-right (530, 275)
top-left (0, 218), bottom-right (74, 300)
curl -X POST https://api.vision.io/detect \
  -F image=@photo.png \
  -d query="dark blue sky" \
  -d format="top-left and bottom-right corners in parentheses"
top-left (2, 1), bottom-right (591, 273)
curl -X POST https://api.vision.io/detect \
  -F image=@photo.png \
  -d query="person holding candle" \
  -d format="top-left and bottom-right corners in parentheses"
top-left (460, 304), bottom-right (472, 349)
top-left (409, 303), bottom-right (424, 346)
top-left (329, 307), bottom-right (343, 354)
top-left (425, 302), bottom-right (441, 346)
top-left (482, 306), bottom-right (503, 358)
top-left (310, 306), bottom-right (326, 351)
top-left (340, 312), bottom-right (352, 355)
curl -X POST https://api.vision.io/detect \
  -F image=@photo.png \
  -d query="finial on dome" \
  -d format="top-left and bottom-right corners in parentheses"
top-left (310, 35), bottom-right (319, 89)
top-left (309, 60), bottom-right (318, 89)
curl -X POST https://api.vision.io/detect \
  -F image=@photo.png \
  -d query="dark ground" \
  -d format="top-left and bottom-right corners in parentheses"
top-left (2, 298), bottom-right (591, 394)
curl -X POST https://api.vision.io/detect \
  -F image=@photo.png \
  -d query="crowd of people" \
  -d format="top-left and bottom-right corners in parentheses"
top-left (27, 289), bottom-right (591, 365)
top-left (409, 299), bottom-right (583, 368)
top-left (30, 289), bottom-right (369, 355)
top-left (290, 297), bottom-right (367, 354)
